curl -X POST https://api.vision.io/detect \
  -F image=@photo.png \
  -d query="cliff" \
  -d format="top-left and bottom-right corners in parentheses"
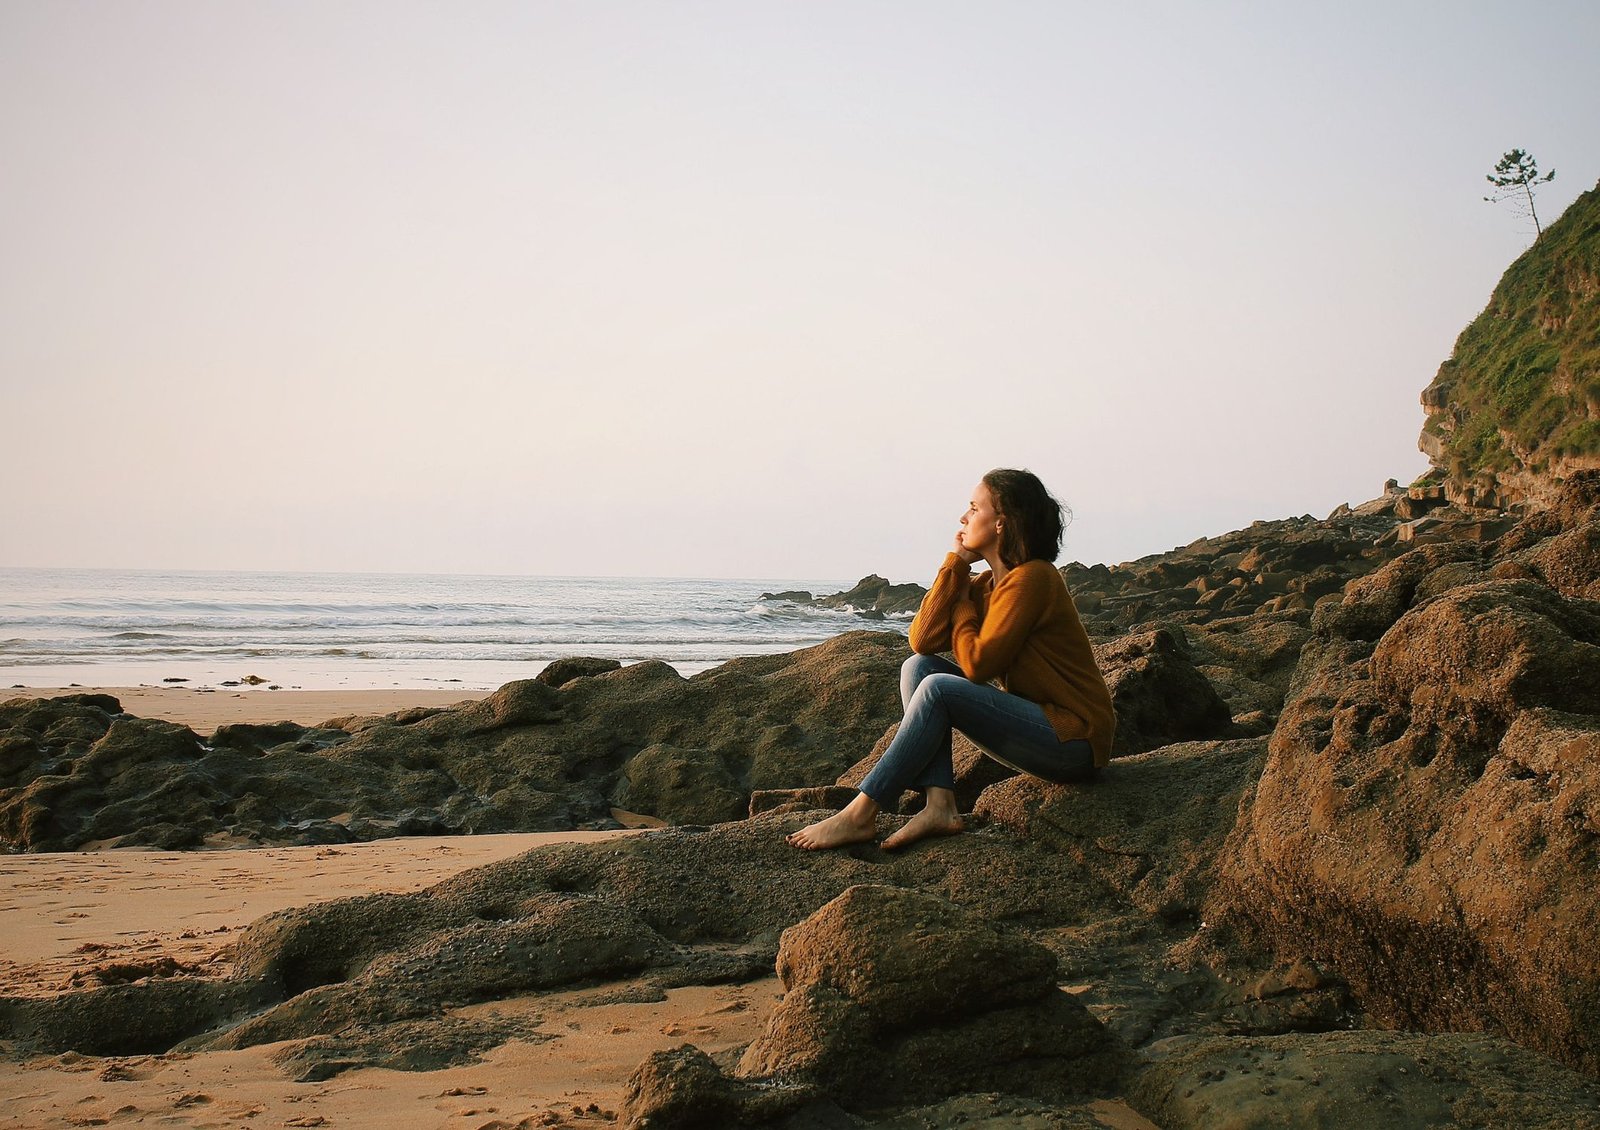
top-left (1420, 179), bottom-right (1600, 508)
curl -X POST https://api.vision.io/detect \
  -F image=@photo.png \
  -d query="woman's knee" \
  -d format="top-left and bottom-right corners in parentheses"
top-left (901, 652), bottom-right (946, 682)
top-left (910, 672), bottom-right (967, 709)
top-left (901, 653), bottom-right (953, 703)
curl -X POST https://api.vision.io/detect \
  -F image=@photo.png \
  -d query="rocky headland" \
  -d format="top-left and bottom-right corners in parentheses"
top-left (1418, 178), bottom-right (1600, 509)
top-left (5, 192), bottom-right (1600, 1127)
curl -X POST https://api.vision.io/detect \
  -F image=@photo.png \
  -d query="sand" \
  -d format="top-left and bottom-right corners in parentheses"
top-left (0, 686), bottom-right (492, 732)
top-left (0, 831), bottom-right (783, 1129)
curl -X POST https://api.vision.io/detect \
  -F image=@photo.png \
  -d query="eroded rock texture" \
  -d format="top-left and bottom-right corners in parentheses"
top-left (622, 884), bottom-right (1123, 1126)
top-left (737, 885), bottom-right (1121, 1107)
top-left (1216, 476), bottom-right (1600, 1075)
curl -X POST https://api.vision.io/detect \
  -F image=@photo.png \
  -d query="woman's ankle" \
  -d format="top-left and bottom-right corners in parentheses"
top-left (845, 792), bottom-right (881, 825)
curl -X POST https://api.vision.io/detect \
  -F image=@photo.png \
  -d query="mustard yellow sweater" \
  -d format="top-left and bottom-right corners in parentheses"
top-left (908, 552), bottom-right (1116, 767)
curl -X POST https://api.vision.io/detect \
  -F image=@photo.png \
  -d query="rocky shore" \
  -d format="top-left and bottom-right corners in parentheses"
top-left (4, 470), bottom-right (1600, 1127)
top-left (7, 187), bottom-right (1600, 1119)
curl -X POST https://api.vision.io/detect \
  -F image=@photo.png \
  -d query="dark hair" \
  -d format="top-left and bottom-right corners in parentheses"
top-left (982, 468), bottom-right (1068, 567)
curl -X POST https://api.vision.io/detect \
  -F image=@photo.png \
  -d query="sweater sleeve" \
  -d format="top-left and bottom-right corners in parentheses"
top-left (951, 565), bottom-right (1049, 683)
top-left (907, 552), bottom-right (972, 655)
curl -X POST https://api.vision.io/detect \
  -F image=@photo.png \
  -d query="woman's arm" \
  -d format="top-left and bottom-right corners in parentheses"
top-left (950, 565), bottom-right (1050, 682)
top-left (907, 550), bottom-right (973, 655)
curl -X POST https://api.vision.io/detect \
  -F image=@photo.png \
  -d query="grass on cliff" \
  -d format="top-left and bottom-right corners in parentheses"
top-left (1434, 181), bottom-right (1600, 476)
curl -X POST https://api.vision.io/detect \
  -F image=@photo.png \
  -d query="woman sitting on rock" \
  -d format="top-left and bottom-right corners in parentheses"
top-left (788, 468), bottom-right (1115, 851)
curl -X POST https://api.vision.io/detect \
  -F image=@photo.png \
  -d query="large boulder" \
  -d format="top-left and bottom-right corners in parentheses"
top-left (1214, 521), bottom-right (1600, 1074)
top-left (735, 884), bottom-right (1123, 1109)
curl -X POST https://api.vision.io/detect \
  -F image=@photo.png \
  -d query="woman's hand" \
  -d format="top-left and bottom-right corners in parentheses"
top-left (951, 532), bottom-right (981, 565)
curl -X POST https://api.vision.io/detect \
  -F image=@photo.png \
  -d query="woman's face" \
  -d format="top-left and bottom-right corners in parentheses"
top-left (959, 482), bottom-right (1002, 557)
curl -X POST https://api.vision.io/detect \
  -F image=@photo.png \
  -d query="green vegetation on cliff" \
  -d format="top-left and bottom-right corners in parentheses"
top-left (1423, 181), bottom-right (1600, 490)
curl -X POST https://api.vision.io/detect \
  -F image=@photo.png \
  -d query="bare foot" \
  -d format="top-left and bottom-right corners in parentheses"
top-left (881, 805), bottom-right (965, 851)
top-left (786, 808), bottom-right (877, 851)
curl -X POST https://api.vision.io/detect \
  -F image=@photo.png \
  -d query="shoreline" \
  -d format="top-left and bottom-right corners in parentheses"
top-left (0, 685), bottom-right (494, 730)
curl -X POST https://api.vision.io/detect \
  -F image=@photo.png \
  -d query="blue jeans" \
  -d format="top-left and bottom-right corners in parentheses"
top-left (857, 654), bottom-right (1098, 806)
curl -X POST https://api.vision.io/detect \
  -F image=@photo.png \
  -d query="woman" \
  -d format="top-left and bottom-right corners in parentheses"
top-left (787, 468), bottom-right (1115, 851)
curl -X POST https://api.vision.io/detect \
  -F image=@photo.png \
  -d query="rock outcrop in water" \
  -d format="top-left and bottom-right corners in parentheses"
top-left (762, 574), bottom-right (928, 618)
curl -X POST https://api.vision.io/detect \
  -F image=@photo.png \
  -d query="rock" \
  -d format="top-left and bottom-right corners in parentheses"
top-left (1061, 511), bottom-right (1409, 642)
top-left (621, 1044), bottom-right (826, 1130)
top-left (1215, 530), bottom-right (1600, 1075)
top-left (536, 656), bottom-right (622, 688)
top-left (1511, 520), bottom-right (1600, 601)
top-left (736, 885), bottom-right (1123, 1109)
top-left (974, 738), bottom-right (1268, 923)
top-left (0, 695), bottom-right (120, 790)
top-left (622, 1044), bottom-right (746, 1129)
top-left (612, 744), bottom-right (747, 825)
top-left (813, 575), bottom-right (927, 617)
top-left (1131, 1031), bottom-right (1600, 1130)
top-left (1181, 613), bottom-right (1311, 722)
top-left (0, 631), bottom-right (907, 850)
top-left (1094, 630), bottom-right (1233, 756)
top-left (747, 786), bottom-right (858, 817)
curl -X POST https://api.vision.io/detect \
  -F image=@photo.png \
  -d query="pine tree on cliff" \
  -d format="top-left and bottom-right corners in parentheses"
top-left (1484, 148), bottom-right (1556, 236)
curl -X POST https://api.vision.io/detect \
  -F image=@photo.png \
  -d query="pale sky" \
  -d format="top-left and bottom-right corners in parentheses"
top-left (2, 1), bottom-right (1596, 585)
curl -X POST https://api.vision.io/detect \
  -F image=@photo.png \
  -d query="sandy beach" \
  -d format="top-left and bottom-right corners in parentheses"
top-left (0, 830), bottom-right (784, 1130)
top-left (0, 687), bottom-right (492, 732)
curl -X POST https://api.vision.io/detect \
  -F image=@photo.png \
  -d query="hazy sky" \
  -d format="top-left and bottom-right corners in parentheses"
top-left (3, 1), bottom-right (1596, 584)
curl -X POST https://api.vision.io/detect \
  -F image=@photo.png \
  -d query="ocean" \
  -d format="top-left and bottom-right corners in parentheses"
top-left (0, 567), bottom-right (904, 690)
